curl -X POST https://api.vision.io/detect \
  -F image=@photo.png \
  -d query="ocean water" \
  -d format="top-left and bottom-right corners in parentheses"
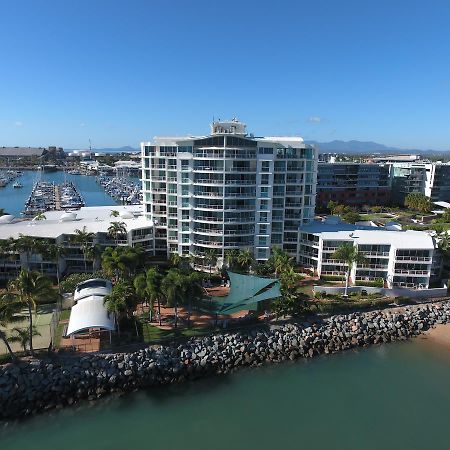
top-left (0, 171), bottom-right (129, 216)
top-left (2, 341), bottom-right (450, 450)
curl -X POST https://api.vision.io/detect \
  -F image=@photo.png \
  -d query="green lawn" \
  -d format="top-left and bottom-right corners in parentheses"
top-left (53, 309), bottom-right (71, 347)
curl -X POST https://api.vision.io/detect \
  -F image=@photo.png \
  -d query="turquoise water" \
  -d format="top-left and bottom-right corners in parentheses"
top-left (2, 341), bottom-right (450, 450)
top-left (0, 171), bottom-right (119, 216)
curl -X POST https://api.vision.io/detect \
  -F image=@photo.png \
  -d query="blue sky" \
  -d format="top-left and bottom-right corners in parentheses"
top-left (1, 0), bottom-right (450, 149)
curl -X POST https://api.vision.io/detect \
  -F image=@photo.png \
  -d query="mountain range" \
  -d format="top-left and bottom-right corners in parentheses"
top-left (78, 141), bottom-right (448, 155)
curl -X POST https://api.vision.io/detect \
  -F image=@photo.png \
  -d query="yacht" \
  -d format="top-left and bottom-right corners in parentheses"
top-left (13, 181), bottom-right (23, 188)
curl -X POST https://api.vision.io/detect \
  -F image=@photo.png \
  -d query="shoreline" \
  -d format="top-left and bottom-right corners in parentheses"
top-left (2, 301), bottom-right (450, 421)
top-left (415, 322), bottom-right (450, 349)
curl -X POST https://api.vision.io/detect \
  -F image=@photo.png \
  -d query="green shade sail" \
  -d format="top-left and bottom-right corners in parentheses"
top-left (210, 272), bottom-right (281, 314)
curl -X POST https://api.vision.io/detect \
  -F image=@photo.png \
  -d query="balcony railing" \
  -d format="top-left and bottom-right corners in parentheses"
top-left (395, 256), bottom-right (432, 262)
top-left (394, 269), bottom-right (429, 275)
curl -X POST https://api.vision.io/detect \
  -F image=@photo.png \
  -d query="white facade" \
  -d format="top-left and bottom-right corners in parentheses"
top-left (141, 119), bottom-right (317, 263)
top-left (0, 205), bottom-right (154, 280)
top-left (298, 217), bottom-right (439, 289)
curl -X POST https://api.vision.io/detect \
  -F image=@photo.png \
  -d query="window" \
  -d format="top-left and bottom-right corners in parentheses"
top-left (260, 200), bottom-right (269, 210)
top-left (258, 147), bottom-right (273, 155)
top-left (181, 160), bottom-right (189, 170)
top-left (259, 236), bottom-right (268, 246)
top-left (259, 212), bottom-right (268, 222)
top-left (259, 224), bottom-right (268, 234)
top-left (257, 248), bottom-right (268, 258)
top-left (182, 211), bottom-right (190, 220)
top-left (261, 161), bottom-right (270, 172)
top-left (261, 174), bottom-right (270, 185)
top-left (260, 187), bottom-right (269, 198)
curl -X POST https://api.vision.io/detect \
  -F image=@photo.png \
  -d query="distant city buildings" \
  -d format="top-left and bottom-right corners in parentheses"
top-left (316, 162), bottom-right (391, 209)
top-left (141, 118), bottom-right (317, 263)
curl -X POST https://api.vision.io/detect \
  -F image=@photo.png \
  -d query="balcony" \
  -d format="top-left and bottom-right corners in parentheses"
top-left (394, 269), bottom-right (429, 275)
top-left (395, 256), bottom-right (432, 262)
top-left (360, 251), bottom-right (390, 257)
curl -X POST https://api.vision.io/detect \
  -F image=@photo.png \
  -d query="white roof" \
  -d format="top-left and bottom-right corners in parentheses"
top-left (434, 201), bottom-right (450, 209)
top-left (67, 295), bottom-right (115, 335)
top-left (0, 205), bottom-right (153, 240)
top-left (300, 219), bottom-right (436, 250)
top-left (74, 278), bottom-right (112, 302)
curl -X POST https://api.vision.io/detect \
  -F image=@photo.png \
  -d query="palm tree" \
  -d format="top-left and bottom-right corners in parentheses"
top-left (224, 249), bottom-right (240, 270)
top-left (44, 243), bottom-right (67, 292)
top-left (0, 295), bottom-right (23, 360)
top-left (268, 247), bottom-right (293, 276)
top-left (7, 269), bottom-right (57, 354)
top-left (331, 243), bottom-right (367, 296)
top-left (8, 326), bottom-right (41, 353)
top-left (110, 210), bottom-right (120, 218)
top-left (86, 244), bottom-right (102, 272)
top-left (16, 234), bottom-right (39, 269)
top-left (72, 226), bottom-right (94, 272)
top-left (107, 221), bottom-right (127, 246)
top-left (203, 248), bottom-right (218, 276)
top-left (169, 251), bottom-right (181, 268)
top-left (134, 267), bottom-right (162, 323)
top-left (183, 271), bottom-right (204, 327)
top-left (161, 269), bottom-right (184, 329)
top-left (237, 249), bottom-right (254, 272)
top-left (103, 289), bottom-right (127, 335)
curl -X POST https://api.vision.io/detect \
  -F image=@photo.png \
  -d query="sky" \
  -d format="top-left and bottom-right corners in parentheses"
top-left (1, 0), bottom-right (450, 150)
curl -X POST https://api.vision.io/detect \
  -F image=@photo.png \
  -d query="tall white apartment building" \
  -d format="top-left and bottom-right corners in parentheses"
top-left (141, 118), bottom-right (317, 263)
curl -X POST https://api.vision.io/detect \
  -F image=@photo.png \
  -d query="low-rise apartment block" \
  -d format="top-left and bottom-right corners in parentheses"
top-left (0, 205), bottom-right (154, 281)
top-left (298, 217), bottom-right (439, 289)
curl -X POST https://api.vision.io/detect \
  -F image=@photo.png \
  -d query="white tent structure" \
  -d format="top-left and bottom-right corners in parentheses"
top-left (66, 295), bottom-right (115, 335)
top-left (67, 279), bottom-right (116, 340)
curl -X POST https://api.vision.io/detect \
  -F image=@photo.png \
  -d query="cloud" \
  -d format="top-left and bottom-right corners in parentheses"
top-left (14, 121), bottom-right (23, 127)
top-left (307, 116), bottom-right (323, 124)
top-left (80, 122), bottom-right (87, 127)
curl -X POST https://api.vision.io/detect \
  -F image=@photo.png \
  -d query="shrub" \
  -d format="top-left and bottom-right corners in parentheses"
top-left (320, 274), bottom-right (344, 281)
top-left (355, 278), bottom-right (384, 288)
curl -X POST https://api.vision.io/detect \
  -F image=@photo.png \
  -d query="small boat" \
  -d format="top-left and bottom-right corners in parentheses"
top-left (13, 181), bottom-right (23, 188)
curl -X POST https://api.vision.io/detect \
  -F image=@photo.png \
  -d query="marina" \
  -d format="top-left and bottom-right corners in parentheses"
top-left (0, 171), bottom-right (123, 217)
top-left (96, 174), bottom-right (142, 204)
top-left (22, 181), bottom-right (85, 216)
top-left (0, 170), bottom-right (22, 188)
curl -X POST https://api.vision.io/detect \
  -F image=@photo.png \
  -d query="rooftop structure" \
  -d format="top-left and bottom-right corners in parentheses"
top-left (141, 118), bottom-right (317, 265)
top-left (67, 279), bottom-right (115, 336)
top-left (298, 216), bottom-right (439, 289)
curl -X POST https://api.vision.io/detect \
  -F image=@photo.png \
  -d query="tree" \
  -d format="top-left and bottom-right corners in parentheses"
top-left (182, 271), bottom-right (204, 327)
top-left (103, 286), bottom-right (128, 335)
top-left (86, 244), bottom-right (102, 272)
top-left (134, 267), bottom-right (163, 324)
top-left (7, 269), bottom-right (57, 354)
top-left (161, 269), bottom-right (185, 328)
top-left (237, 249), bottom-right (254, 272)
top-left (331, 243), bottom-right (367, 296)
top-left (327, 200), bottom-right (338, 214)
top-left (0, 295), bottom-right (23, 360)
top-left (342, 211), bottom-right (361, 224)
top-left (8, 326), bottom-right (41, 353)
top-left (110, 210), bottom-right (120, 218)
top-left (203, 248), bottom-right (218, 276)
top-left (107, 221), bottom-right (127, 245)
top-left (404, 192), bottom-right (431, 213)
top-left (169, 252), bottom-right (182, 268)
top-left (224, 249), bottom-right (240, 270)
top-left (16, 234), bottom-right (39, 269)
top-left (42, 242), bottom-right (67, 292)
top-left (102, 246), bottom-right (144, 281)
top-left (268, 247), bottom-right (293, 276)
top-left (72, 226), bottom-right (94, 272)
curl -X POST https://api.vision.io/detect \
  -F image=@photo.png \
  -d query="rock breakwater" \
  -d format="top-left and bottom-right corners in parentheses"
top-left (1, 302), bottom-right (450, 420)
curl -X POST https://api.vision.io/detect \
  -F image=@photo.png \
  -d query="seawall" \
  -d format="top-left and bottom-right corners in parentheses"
top-left (1, 302), bottom-right (450, 420)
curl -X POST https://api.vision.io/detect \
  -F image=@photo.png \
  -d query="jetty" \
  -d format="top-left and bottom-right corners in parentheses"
top-left (22, 181), bottom-right (85, 216)
top-left (0, 170), bottom-right (22, 187)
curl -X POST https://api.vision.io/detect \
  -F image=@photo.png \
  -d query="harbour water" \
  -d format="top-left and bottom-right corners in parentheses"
top-left (0, 171), bottom-right (138, 216)
top-left (2, 341), bottom-right (450, 449)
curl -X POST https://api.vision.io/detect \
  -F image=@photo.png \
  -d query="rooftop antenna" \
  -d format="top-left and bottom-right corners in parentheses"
top-left (89, 138), bottom-right (92, 152)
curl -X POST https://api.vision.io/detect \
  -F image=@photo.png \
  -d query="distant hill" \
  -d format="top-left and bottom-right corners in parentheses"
top-left (303, 140), bottom-right (448, 154)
